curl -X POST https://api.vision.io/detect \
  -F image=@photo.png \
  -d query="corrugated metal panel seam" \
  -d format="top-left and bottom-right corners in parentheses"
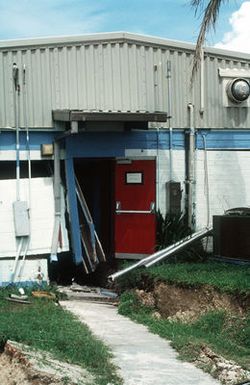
top-left (1, 32), bottom-right (250, 61)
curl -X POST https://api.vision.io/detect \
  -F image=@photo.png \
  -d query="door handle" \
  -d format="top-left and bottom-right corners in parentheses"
top-left (116, 201), bottom-right (155, 214)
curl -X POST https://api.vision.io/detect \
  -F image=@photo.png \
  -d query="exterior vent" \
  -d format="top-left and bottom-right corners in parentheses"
top-left (218, 68), bottom-right (250, 108)
top-left (226, 78), bottom-right (250, 104)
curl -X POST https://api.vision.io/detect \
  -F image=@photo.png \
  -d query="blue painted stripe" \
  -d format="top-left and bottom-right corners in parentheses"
top-left (196, 130), bottom-right (250, 149)
top-left (65, 157), bottom-right (83, 265)
top-left (0, 131), bottom-right (58, 151)
top-left (1, 129), bottom-right (250, 153)
top-left (65, 130), bottom-right (185, 158)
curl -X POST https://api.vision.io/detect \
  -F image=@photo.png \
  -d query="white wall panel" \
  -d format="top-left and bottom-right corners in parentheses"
top-left (0, 258), bottom-right (48, 285)
top-left (195, 150), bottom-right (250, 229)
top-left (0, 177), bottom-right (69, 257)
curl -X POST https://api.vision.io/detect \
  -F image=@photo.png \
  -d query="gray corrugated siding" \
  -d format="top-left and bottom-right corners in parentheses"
top-left (0, 35), bottom-right (250, 129)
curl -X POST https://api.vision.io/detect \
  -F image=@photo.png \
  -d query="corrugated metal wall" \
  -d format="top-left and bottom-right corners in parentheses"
top-left (0, 33), bottom-right (250, 129)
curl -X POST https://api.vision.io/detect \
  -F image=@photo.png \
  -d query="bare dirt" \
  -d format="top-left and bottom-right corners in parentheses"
top-left (135, 282), bottom-right (248, 323)
top-left (135, 282), bottom-right (250, 384)
top-left (0, 340), bottom-right (94, 385)
top-left (0, 352), bottom-right (63, 385)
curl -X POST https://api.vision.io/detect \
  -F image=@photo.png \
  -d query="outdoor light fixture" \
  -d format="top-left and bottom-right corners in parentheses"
top-left (41, 144), bottom-right (54, 156)
top-left (226, 78), bottom-right (250, 104)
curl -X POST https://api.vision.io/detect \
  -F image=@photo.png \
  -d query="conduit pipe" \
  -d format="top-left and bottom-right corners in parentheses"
top-left (187, 103), bottom-right (196, 230)
top-left (50, 141), bottom-right (61, 262)
top-left (13, 63), bottom-right (20, 201)
top-left (167, 60), bottom-right (173, 181)
top-left (109, 240), bottom-right (188, 281)
top-left (15, 65), bottom-right (32, 282)
top-left (145, 227), bottom-right (212, 267)
top-left (154, 64), bottom-right (160, 211)
top-left (202, 134), bottom-right (210, 228)
top-left (23, 64), bottom-right (32, 208)
top-left (200, 47), bottom-right (204, 115)
top-left (108, 227), bottom-right (212, 281)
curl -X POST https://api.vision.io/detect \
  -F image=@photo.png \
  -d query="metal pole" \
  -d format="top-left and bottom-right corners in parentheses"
top-left (200, 47), bottom-right (204, 115)
top-left (13, 63), bottom-right (20, 201)
top-left (145, 227), bottom-right (212, 267)
top-left (50, 141), bottom-right (61, 261)
top-left (187, 103), bottom-right (195, 230)
top-left (202, 134), bottom-right (210, 227)
top-left (154, 64), bottom-right (160, 211)
top-left (108, 227), bottom-right (212, 281)
top-left (167, 60), bottom-right (173, 181)
top-left (23, 64), bottom-right (32, 207)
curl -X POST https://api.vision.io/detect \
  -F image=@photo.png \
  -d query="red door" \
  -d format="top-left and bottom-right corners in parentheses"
top-left (115, 160), bottom-right (156, 258)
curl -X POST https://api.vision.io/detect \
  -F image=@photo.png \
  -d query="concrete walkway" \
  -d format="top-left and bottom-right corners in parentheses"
top-left (61, 301), bottom-right (220, 385)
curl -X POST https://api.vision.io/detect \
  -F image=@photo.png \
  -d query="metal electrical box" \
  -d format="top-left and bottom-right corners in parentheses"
top-left (13, 201), bottom-right (30, 237)
top-left (166, 182), bottom-right (182, 215)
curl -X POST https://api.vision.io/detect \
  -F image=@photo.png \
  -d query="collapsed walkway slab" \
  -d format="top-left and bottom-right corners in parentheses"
top-left (61, 301), bottom-right (220, 385)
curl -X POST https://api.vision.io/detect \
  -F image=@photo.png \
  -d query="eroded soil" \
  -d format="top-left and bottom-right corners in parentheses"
top-left (134, 282), bottom-right (250, 384)
top-left (0, 353), bottom-right (63, 385)
top-left (136, 282), bottom-right (249, 323)
top-left (0, 340), bottom-right (94, 385)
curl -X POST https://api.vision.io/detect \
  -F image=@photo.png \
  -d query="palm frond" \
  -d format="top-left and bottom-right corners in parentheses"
top-left (191, 0), bottom-right (228, 82)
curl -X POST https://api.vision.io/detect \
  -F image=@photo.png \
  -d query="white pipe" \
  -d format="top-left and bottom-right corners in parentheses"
top-left (200, 47), bottom-right (204, 114)
top-left (108, 244), bottom-right (180, 281)
top-left (50, 142), bottom-right (61, 261)
top-left (16, 237), bottom-right (30, 282)
top-left (108, 227), bottom-right (212, 281)
top-left (13, 63), bottom-right (20, 201)
top-left (156, 127), bottom-right (160, 211)
top-left (154, 64), bottom-right (160, 211)
top-left (187, 103), bottom-right (195, 229)
top-left (167, 60), bottom-right (173, 181)
top-left (146, 227), bottom-right (212, 267)
top-left (202, 134), bottom-right (210, 227)
top-left (23, 64), bottom-right (32, 208)
top-left (11, 237), bottom-right (24, 281)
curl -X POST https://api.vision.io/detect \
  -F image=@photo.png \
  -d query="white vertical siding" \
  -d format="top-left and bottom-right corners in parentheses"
top-left (195, 150), bottom-right (250, 229)
top-left (0, 177), bottom-right (69, 257)
top-left (0, 258), bottom-right (48, 285)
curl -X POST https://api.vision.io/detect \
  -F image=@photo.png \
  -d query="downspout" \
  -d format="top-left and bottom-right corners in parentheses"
top-left (23, 64), bottom-right (32, 209)
top-left (156, 127), bottom-right (160, 211)
top-left (200, 47), bottom-right (205, 115)
top-left (16, 65), bottom-right (31, 281)
top-left (187, 103), bottom-right (196, 230)
top-left (167, 60), bottom-right (173, 181)
top-left (202, 134), bottom-right (210, 227)
top-left (154, 64), bottom-right (160, 211)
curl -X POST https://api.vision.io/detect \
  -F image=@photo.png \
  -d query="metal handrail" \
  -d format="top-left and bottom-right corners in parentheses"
top-left (116, 201), bottom-right (155, 214)
top-left (116, 209), bottom-right (154, 214)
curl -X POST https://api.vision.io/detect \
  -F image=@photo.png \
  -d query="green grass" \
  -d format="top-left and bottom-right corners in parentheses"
top-left (117, 261), bottom-right (250, 372)
top-left (117, 262), bottom-right (250, 294)
top-left (0, 287), bottom-right (122, 385)
top-left (118, 291), bottom-right (250, 369)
